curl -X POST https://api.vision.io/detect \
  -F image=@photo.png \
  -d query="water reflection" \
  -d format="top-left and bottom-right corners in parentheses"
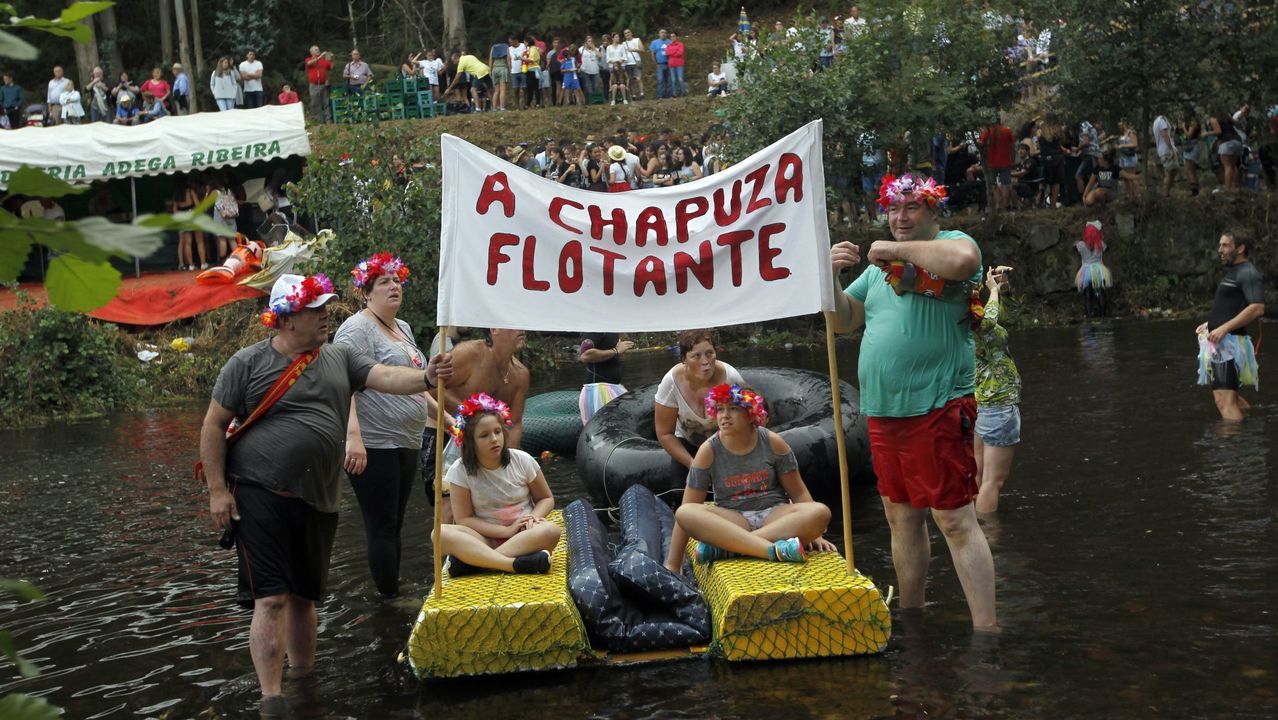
top-left (1, 320), bottom-right (1276, 718)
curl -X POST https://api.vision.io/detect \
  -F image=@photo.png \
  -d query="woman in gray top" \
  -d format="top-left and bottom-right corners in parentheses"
top-left (663, 384), bottom-right (836, 573)
top-left (335, 253), bottom-right (445, 597)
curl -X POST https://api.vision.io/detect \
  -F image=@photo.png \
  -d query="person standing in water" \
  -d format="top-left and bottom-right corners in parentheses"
top-left (1197, 229), bottom-right (1264, 421)
top-left (973, 265), bottom-right (1021, 514)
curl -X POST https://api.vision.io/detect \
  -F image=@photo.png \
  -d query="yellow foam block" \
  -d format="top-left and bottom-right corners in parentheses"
top-left (689, 543), bottom-right (892, 661)
top-left (406, 511), bottom-right (589, 678)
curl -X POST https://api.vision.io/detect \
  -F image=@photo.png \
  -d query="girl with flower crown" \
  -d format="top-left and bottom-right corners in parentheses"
top-left (334, 253), bottom-right (449, 597)
top-left (663, 384), bottom-right (836, 572)
top-left (435, 393), bottom-right (559, 575)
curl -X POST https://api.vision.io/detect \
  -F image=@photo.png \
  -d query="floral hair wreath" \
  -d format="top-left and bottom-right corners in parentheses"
top-left (877, 173), bottom-right (949, 211)
top-left (448, 392), bottom-right (513, 446)
top-left (260, 274), bottom-right (334, 328)
top-left (351, 252), bottom-right (410, 289)
top-left (704, 383), bottom-right (769, 427)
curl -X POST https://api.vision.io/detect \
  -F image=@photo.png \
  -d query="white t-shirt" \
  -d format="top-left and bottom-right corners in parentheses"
top-left (419, 58), bottom-right (444, 85)
top-left (654, 361), bottom-right (744, 444)
top-left (444, 448), bottom-right (539, 526)
top-left (580, 47), bottom-right (600, 74)
top-left (238, 60), bottom-right (263, 92)
top-left (1152, 115), bottom-right (1176, 159)
top-left (707, 71), bottom-right (726, 90)
top-left (608, 161), bottom-right (628, 185)
top-left (605, 44), bottom-right (627, 65)
top-left (844, 17), bottom-right (867, 36)
top-left (624, 38), bottom-right (642, 66)
top-left (508, 44), bottom-right (526, 74)
top-left (623, 152), bottom-right (642, 188)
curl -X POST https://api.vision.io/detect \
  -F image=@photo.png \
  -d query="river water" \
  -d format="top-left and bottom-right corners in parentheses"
top-left (1, 319), bottom-right (1275, 719)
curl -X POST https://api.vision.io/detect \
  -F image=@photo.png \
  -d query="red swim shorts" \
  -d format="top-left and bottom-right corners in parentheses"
top-left (867, 396), bottom-right (978, 511)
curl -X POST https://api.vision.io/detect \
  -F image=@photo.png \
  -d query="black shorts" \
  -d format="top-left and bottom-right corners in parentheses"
top-left (233, 481), bottom-right (339, 609)
top-left (1209, 360), bottom-right (1240, 391)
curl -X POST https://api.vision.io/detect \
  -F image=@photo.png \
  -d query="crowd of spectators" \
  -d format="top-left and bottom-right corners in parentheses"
top-left (1, 50), bottom-right (304, 129)
top-left (487, 126), bottom-right (728, 193)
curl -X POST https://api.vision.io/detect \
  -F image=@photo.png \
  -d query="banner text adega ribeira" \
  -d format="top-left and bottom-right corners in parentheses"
top-left (0, 140), bottom-right (283, 184)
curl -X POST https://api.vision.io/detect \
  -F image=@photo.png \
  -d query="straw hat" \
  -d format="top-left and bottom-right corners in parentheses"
top-left (607, 145), bottom-right (626, 162)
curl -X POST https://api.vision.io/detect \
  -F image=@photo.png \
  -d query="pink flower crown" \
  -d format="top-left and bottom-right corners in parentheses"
top-left (704, 383), bottom-right (768, 427)
top-left (351, 252), bottom-right (410, 289)
top-left (449, 392), bottom-right (513, 446)
top-left (260, 274), bottom-right (334, 328)
top-left (877, 173), bottom-right (948, 211)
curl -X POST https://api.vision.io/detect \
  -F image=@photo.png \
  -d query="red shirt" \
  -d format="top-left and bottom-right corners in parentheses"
top-left (666, 41), bottom-right (686, 68)
top-left (980, 124), bottom-right (1015, 169)
top-left (306, 55), bottom-right (332, 85)
top-left (278, 90), bottom-right (300, 104)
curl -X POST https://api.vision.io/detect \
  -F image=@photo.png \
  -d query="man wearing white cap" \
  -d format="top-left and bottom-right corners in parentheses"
top-left (199, 273), bottom-right (451, 716)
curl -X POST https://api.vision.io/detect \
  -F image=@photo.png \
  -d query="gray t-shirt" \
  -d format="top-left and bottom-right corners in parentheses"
top-left (212, 340), bottom-right (375, 513)
top-left (333, 311), bottom-right (429, 450)
top-left (685, 427), bottom-right (797, 512)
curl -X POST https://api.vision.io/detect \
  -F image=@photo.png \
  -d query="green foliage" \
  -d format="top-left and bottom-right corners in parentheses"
top-left (719, 3), bottom-right (1017, 182)
top-left (0, 691), bottom-right (60, 720)
top-left (0, 297), bottom-right (138, 425)
top-left (290, 124), bottom-right (443, 333)
top-left (1026, 1), bottom-right (1278, 127)
top-left (213, 0), bottom-right (279, 56)
top-left (0, 579), bottom-right (56, 720)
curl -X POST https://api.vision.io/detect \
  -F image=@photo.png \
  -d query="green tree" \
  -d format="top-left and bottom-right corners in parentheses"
top-left (213, 0), bottom-right (279, 55)
top-left (290, 124), bottom-right (443, 331)
top-left (718, 3), bottom-right (1017, 202)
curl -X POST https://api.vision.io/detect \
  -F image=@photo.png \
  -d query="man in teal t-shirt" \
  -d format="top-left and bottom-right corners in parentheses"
top-left (830, 173), bottom-right (997, 631)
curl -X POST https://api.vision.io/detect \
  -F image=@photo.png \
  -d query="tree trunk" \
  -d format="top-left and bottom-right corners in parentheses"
top-left (68, 0), bottom-right (100, 88)
top-left (96, 5), bottom-right (124, 77)
top-left (174, 0), bottom-right (198, 112)
top-left (347, 0), bottom-right (359, 49)
top-left (442, 0), bottom-right (466, 53)
top-left (160, 0), bottom-right (174, 64)
top-left (191, 0), bottom-right (205, 81)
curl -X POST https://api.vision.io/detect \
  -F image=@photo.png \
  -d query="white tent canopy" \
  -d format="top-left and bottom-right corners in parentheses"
top-left (0, 104), bottom-right (310, 190)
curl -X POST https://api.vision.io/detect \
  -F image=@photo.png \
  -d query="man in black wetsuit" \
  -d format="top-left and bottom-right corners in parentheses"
top-left (1196, 229), bottom-right (1265, 421)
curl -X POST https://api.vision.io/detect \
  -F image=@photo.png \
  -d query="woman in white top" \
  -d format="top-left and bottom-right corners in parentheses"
top-left (59, 80), bottom-right (84, 124)
top-left (605, 33), bottom-right (629, 105)
top-left (654, 329), bottom-right (744, 473)
top-left (210, 56), bottom-right (241, 111)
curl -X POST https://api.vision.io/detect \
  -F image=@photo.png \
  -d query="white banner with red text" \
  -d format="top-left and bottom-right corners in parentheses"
top-left (436, 120), bottom-right (834, 332)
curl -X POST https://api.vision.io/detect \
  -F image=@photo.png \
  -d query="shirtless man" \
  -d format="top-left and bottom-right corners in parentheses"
top-left (422, 329), bottom-right (531, 513)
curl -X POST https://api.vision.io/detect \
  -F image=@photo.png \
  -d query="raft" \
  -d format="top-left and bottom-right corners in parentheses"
top-left (521, 390), bottom-right (585, 456)
top-left (576, 367), bottom-right (871, 510)
top-left (690, 542), bottom-right (891, 661)
top-left (564, 485), bottom-right (711, 653)
top-left (405, 511), bottom-right (590, 678)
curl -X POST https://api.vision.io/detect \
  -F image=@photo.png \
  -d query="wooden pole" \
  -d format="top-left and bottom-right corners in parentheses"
top-left (823, 311), bottom-right (855, 574)
top-left (432, 326), bottom-right (453, 599)
top-left (173, 0), bottom-right (196, 114)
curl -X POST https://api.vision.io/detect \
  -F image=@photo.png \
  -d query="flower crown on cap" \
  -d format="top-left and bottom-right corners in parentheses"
top-left (260, 274), bottom-right (334, 328)
top-left (351, 252), bottom-right (410, 289)
top-left (704, 383), bottom-right (768, 427)
top-left (449, 392), bottom-right (513, 446)
top-left (877, 173), bottom-right (949, 211)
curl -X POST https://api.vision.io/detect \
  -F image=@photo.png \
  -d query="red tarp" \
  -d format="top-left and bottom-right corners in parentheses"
top-left (0, 270), bottom-right (264, 326)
